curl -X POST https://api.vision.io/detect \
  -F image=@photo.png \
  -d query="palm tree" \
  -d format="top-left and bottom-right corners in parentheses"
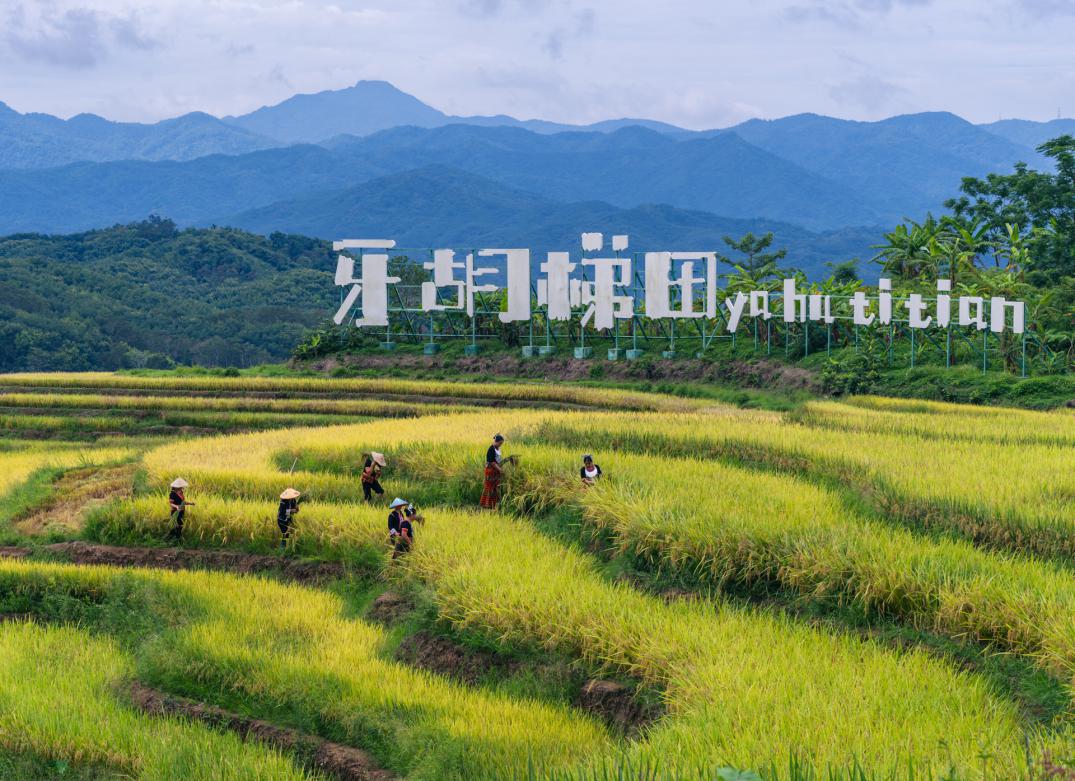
top-left (872, 216), bottom-right (941, 279)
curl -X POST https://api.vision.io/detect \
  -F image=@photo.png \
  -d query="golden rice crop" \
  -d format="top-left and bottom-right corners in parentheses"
top-left (0, 391), bottom-right (468, 417)
top-left (0, 444), bottom-right (135, 497)
top-left (123, 414), bottom-right (1070, 776)
top-left (535, 410), bottom-right (1075, 563)
top-left (0, 621), bottom-right (311, 780)
top-left (794, 397), bottom-right (1075, 446)
top-left (0, 558), bottom-right (611, 780)
top-left (0, 372), bottom-right (703, 411)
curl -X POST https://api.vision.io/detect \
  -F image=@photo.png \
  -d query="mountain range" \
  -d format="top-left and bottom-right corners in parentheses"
top-left (223, 165), bottom-right (880, 278)
top-left (1, 79), bottom-right (1073, 269)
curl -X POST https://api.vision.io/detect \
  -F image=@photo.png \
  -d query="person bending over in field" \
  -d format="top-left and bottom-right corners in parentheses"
top-left (480, 434), bottom-right (506, 509)
top-left (361, 452), bottom-right (387, 502)
top-left (277, 488), bottom-right (301, 550)
top-left (393, 505), bottom-right (417, 559)
top-left (580, 454), bottom-right (602, 486)
top-left (167, 478), bottom-right (194, 541)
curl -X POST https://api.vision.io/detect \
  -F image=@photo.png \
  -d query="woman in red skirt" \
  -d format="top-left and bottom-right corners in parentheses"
top-left (480, 434), bottom-right (505, 509)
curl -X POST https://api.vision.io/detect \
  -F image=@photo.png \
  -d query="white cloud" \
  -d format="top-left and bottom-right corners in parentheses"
top-left (0, 0), bottom-right (1071, 126)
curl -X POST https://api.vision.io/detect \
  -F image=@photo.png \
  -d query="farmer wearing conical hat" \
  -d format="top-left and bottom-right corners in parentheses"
top-left (385, 498), bottom-right (418, 558)
top-left (387, 497), bottom-right (407, 542)
top-left (277, 488), bottom-right (301, 550)
top-left (362, 451), bottom-right (387, 503)
top-left (167, 478), bottom-right (194, 541)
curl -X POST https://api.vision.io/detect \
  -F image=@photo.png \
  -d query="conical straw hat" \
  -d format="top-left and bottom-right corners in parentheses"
top-left (280, 488), bottom-right (301, 500)
top-left (170, 478), bottom-right (189, 489)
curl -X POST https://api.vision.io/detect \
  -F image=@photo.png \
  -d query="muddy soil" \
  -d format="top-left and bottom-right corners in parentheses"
top-left (367, 591), bottom-right (414, 624)
top-left (576, 679), bottom-right (663, 735)
top-left (308, 354), bottom-right (820, 393)
top-left (0, 542), bottom-right (346, 584)
top-left (127, 682), bottom-right (396, 781)
top-left (394, 630), bottom-right (661, 734)
top-left (394, 631), bottom-right (520, 686)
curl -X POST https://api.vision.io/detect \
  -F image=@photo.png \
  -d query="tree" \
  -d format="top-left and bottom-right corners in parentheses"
top-left (824, 259), bottom-right (861, 286)
top-left (947, 135), bottom-right (1075, 285)
top-left (871, 216), bottom-right (941, 279)
top-left (716, 232), bottom-right (789, 280)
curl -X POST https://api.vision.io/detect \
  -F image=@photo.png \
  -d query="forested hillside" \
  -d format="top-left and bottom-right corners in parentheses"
top-left (0, 219), bottom-right (333, 371)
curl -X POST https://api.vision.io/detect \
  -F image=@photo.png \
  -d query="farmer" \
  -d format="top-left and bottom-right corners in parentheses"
top-left (387, 497), bottom-right (408, 542)
top-left (277, 488), bottom-right (301, 549)
top-left (393, 507), bottom-right (416, 559)
top-left (580, 454), bottom-right (603, 486)
top-left (480, 434), bottom-right (505, 509)
top-left (361, 452), bottom-right (387, 502)
top-left (167, 478), bottom-right (194, 540)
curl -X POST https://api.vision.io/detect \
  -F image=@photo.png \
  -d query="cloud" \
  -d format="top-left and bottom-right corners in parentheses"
top-left (542, 6), bottom-right (595, 60)
top-left (458, 0), bottom-right (549, 18)
top-left (1014, 0), bottom-right (1075, 17)
top-left (5, 4), bottom-right (104, 68)
top-left (4, 2), bottom-right (159, 69)
top-left (784, 0), bottom-right (932, 27)
top-left (829, 74), bottom-right (907, 112)
top-left (110, 14), bottom-right (159, 52)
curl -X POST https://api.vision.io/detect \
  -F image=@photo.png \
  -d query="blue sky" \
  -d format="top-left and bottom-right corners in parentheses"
top-left (1, 0), bottom-right (1073, 127)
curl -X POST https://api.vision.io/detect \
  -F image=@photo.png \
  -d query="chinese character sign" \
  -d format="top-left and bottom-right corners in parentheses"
top-left (332, 233), bottom-right (1027, 335)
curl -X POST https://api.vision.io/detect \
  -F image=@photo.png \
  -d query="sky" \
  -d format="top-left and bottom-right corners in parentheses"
top-left (1, 0), bottom-right (1073, 128)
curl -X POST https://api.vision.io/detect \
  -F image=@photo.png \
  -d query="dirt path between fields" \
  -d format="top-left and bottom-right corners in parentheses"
top-left (0, 541), bottom-right (347, 584)
top-left (127, 682), bottom-right (396, 781)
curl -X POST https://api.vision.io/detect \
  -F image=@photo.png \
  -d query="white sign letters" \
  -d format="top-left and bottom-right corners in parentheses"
top-left (333, 234), bottom-right (1027, 335)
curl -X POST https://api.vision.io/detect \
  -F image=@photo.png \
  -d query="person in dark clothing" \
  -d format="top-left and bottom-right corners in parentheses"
top-left (580, 454), bottom-right (603, 486)
top-left (167, 478), bottom-right (193, 540)
top-left (277, 488), bottom-right (301, 549)
top-left (480, 434), bottom-right (505, 509)
top-left (362, 452), bottom-right (387, 502)
top-left (393, 513), bottom-right (415, 558)
top-left (387, 497), bottom-right (407, 542)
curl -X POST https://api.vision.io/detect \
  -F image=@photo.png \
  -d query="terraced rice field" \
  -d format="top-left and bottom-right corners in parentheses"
top-left (2, 371), bottom-right (1074, 780)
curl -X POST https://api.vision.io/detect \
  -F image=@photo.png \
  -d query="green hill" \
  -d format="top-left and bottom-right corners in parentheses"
top-left (0, 219), bottom-right (333, 371)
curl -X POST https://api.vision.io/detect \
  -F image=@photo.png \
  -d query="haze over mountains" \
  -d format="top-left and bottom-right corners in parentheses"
top-left (1, 79), bottom-right (1072, 276)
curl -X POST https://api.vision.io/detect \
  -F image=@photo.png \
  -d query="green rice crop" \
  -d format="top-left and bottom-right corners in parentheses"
top-left (533, 410), bottom-right (1075, 564)
top-left (116, 413), bottom-right (1075, 777)
top-left (0, 620), bottom-right (312, 780)
top-left (0, 559), bottom-right (611, 780)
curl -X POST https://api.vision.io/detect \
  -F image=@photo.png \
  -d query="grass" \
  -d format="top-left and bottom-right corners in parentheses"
top-left (378, 438), bottom-right (1075, 688)
top-left (792, 396), bottom-right (1075, 447)
top-left (0, 391), bottom-right (469, 416)
top-left (0, 559), bottom-right (612, 781)
top-left (532, 408), bottom-right (1075, 565)
top-left (0, 620), bottom-right (313, 780)
top-left (0, 372), bottom-right (706, 412)
top-left (7, 373), bottom-right (1075, 778)
top-left (102, 411), bottom-right (1075, 778)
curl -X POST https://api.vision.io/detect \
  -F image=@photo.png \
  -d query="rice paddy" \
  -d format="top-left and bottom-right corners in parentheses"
top-left (2, 370), bottom-right (1075, 780)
